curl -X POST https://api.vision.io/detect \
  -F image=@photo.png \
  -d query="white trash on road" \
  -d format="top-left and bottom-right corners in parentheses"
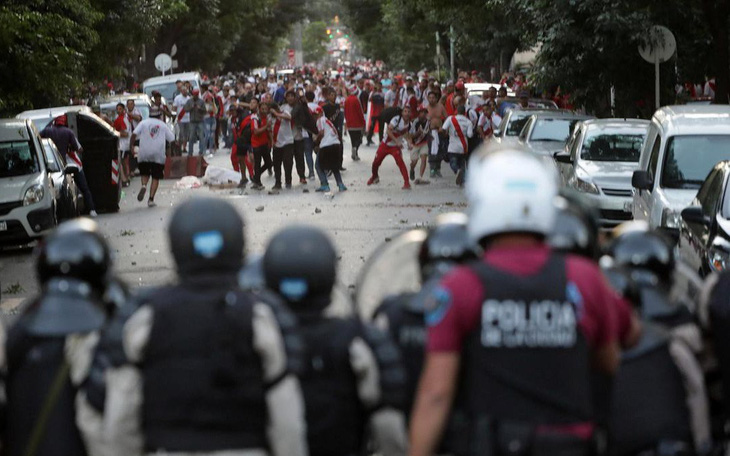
top-left (174, 176), bottom-right (203, 190)
top-left (202, 165), bottom-right (242, 186)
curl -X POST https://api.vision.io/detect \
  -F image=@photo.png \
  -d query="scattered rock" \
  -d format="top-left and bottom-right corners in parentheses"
top-left (385, 237), bottom-right (392, 242)
top-left (255, 206), bottom-right (265, 212)
top-left (303, 189), bottom-right (310, 193)
top-left (399, 219), bottom-right (408, 224)
top-left (131, 262), bottom-right (137, 266)
top-left (314, 208), bottom-right (322, 214)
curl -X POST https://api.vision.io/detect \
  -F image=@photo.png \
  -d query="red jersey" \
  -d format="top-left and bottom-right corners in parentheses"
top-left (250, 114), bottom-right (269, 148)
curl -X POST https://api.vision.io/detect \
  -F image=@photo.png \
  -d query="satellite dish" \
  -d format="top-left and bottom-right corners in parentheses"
top-left (154, 53), bottom-right (172, 73)
top-left (638, 26), bottom-right (676, 64)
top-left (170, 44), bottom-right (178, 58)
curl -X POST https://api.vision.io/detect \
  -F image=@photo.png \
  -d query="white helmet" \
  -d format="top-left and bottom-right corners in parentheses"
top-left (466, 149), bottom-right (558, 244)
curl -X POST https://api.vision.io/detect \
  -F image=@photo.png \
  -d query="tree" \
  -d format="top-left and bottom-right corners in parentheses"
top-left (700, 0), bottom-right (730, 103)
top-left (303, 21), bottom-right (328, 63)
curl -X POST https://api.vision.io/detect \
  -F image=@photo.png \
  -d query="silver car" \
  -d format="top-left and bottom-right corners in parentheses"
top-left (493, 108), bottom-right (557, 148)
top-left (554, 119), bottom-right (649, 227)
top-left (518, 111), bottom-right (594, 157)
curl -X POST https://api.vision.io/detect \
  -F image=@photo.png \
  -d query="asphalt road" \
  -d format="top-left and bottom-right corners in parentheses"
top-left (0, 137), bottom-right (467, 317)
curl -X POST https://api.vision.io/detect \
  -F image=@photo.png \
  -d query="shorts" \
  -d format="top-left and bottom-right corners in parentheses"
top-left (178, 122), bottom-right (190, 142)
top-left (236, 143), bottom-right (252, 157)
top-left (138, 162), bottom-right (164, 180)
top-left (410, 143), bottom-right (429, 161)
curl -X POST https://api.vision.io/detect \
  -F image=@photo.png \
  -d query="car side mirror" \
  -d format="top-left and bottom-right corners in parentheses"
top-left (681, 206), bottom-right (711, 226)
top-left (553, 151), bottom-right (572, 164)
top-left (632, 170), bottom-right (654, 191)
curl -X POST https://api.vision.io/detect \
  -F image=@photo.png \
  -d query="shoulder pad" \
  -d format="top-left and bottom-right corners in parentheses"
top-left (251, 289), bottom-right (306, 377)
top-left (359, 322), bottom-right (407, 410)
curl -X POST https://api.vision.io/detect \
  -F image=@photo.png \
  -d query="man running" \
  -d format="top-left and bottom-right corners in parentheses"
top-left (368, 105), bottom-right (413, 190)
top-left (442, 105), bottom-right (473, 186)
top-left (409, 108), bottom-right (430, 183)
top-left (130, 109), bottom-right (174, 207)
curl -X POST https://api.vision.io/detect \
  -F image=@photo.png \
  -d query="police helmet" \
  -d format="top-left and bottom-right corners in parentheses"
top-left (263, 225), bottom-right (337, 307)
top-left (36, 218), bottom-right (111, 291)
top-left (168, 197), bottom-right (245, 276)
top-left (549, 194), bottom-right (600, 260)
top-left (606, 228), bottom-right (675, 282)
top-left (418, 212), bottom-right (478, 279)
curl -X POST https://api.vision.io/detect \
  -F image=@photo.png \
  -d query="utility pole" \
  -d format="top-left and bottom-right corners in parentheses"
top-left (449, 25), bottom-right (455, 81)
top-left (436, 32), bottom-right (441, 79)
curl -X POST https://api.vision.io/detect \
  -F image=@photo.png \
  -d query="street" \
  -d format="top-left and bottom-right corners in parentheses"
top-left (0, 138), bottom-right (466, 315)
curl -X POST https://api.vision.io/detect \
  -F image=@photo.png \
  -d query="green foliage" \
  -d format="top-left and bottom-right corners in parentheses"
top-left (304, 21), bottom-right (329, 63)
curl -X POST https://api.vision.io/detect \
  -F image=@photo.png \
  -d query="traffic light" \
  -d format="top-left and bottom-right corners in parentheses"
top-left (345, 34), bottom-right (349, 38)
top-left (329, 34), bottom-right (333, 39)
top-left (326, 28), bottom-right (331, 35)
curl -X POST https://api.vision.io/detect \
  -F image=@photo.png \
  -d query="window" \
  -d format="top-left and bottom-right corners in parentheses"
top-left (0, 140), bottom-right (39, 177)
top-left (580, 132), bottom-right (645, 162)
top-left (647, 135), bottom-right (662, 179)
top-left (698, 169), bottom-right (724, 215)
top-left (529, 118), bottom-right (580, 142)
top-left (661, 135), bottom-right (730, 189)
top-left (505, 113), bottom-right (530, 136)
top-left (519, 117), bottom-right (533, 141)
top-left (41, 141), bottom-right (62, 173)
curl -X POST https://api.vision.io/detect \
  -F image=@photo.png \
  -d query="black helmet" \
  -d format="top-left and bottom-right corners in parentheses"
top-left (263, 225), bottom-right (337, 307)
top-left (36, 218), bottom-right (111, 291)
top-left (606, 228), bottom-right (675, 282)
top-left (418, 213), bottom-right (477, 279)
top-left (168, 197), bottom-right (245, 276)
top-left (549, 195), bottom-right (600, 260)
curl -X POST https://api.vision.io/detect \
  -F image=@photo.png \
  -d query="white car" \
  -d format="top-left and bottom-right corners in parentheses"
top-left (631, 105), bottom-right (730, 240)
top-left (142, 71), bottom-right (202, 105)
top-left (493, 108), bottom-right (556, 148)
top-left (0, 119), bottom-right (62, 245)
top-left (554, 119), bottom-right (649, 227)
top-left (16, 105), bottom-right (93, 132)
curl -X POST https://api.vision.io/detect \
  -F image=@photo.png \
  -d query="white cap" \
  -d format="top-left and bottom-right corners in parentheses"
top-left (466, 149), bottom-right (558, 243)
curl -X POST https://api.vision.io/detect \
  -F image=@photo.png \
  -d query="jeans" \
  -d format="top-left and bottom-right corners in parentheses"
top-left (448, 152), bottom-right (466, 176)
top-left (304, 137), bottom-right (315, 177)
top-left (252, 145), bottom-right (272, 185)
top-left (272, 144), bottom-right (294, 186)
top-left (203, 117), bottom-right (216, 152)
top-left (188, 122), bottom-right (205, 156)
top-left (293, 139), bottom-right (306, 180)
top-left (316, 149), bottom-right (344, 188)
top-left (69, 167), bottom-right (95, 212)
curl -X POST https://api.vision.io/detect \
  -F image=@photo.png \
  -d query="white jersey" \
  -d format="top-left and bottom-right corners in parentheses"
top-left (478, 112), bottom-right (502, 136)
top-left (272, 104), bottom-right (294, 148)
top-left (133, 118), bottom-right (174, 164)
top-left (384, 115), bottom-right (411, 147)
top-left (317, 116), bottom-right (340, 148)
top-left (384, 89), bottom-right (397, 108)
top-left (442, 114), bottom-right (474, 154)
top-left (173, 94), bottom-right (191, 123)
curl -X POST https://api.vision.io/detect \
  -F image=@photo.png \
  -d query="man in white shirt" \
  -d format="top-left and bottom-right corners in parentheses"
top-left (130, 110), bottom-right (175, 207)
top-left (441, 104), bottom-right (473, 186)
top-left (477, 100), bottom-right (502, 140)
top-left (270, 90), bottom-right (296, 190)
top-left (384, 84), bottom-right (397, 108)
top-left (367, 105), bottom-right (413, 190)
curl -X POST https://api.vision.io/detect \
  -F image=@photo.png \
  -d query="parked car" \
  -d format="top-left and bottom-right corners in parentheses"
top-left (142, 71), bottom-right (201, 106)
top-left (0, 119), bottom-right (66, 245)
top-left (554, 119), bottom-right (649, 227)
top-left (517, 111), bottom-right (593, 157)
top-left (16, 105), bottom-right (93, 131)
top-left (497, 97), bottom-right (559, 116)
top-left (40, 138), bottom-right (82, 220)
top-left (492, 108), bottom-right (559, 148)
top-left (100, 93), bottom-right (153, 121)
top-left (465, 82), bottom-right (514, 108)
top-left (631, 105), bottom-right (730, 241)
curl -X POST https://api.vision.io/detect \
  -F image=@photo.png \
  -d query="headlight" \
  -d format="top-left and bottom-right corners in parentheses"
top-left (709, 247), bottom-right (730, 272)
top-left (661, 208), bottom-right (681, 229)
top-left (23, 184), bottom-right (44, 206)
top-left (573, 176), bottom-right (599, 194)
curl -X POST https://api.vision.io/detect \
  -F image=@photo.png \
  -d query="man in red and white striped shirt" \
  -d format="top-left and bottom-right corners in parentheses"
top-left (367, 106), bottom-right (413, 190)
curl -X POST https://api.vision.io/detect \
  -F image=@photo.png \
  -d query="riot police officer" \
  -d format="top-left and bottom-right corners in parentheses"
top-left (604, 228), bottom-right (711, 455)
top-left (549, 192), bottom-right (601, 261)
top-left (104, 197), bottom-right (307, 456)
top-left (373, 212), bottom-right (477, 424)
top-left (409, 150), bottom-right (634, 456)
top-left (2, 218), bottom-right (111, 456)
top-left (263, 225), bottom-right (408, 456)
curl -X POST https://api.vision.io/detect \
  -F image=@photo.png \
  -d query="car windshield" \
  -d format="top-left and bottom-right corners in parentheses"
top-left (580, 132), bottom-right (645, 162)
top-left (0, 140), bottom-right (39, 177)
top-left (662, 135), bottom-right (730, 189)
top-left (144, 83), bottom-right (177, 101)
top-left (530, 118), bottom-right (579, 142)
top-left (506, 113), bottom-right (530, 136)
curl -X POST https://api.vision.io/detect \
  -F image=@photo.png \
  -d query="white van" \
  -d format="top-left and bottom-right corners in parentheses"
top-left (631, 105), bottom-right (730, 239)
top-left (142, 72), bottom-right (201, 105)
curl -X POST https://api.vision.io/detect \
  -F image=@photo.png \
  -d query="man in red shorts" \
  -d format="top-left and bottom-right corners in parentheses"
top-left (408, 150), bottom-right (639, 456)
top-left (367, 105), bottom-right (413, 190)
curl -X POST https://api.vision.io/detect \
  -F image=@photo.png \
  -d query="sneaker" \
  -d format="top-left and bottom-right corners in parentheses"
top-left (338, 183), bottom-right (348, 192)
top-left (251, 183), bottom-right (264, 190)
top-left (89, 210), bottom-right (98, 217)
top-left (351, 154), bottom-right (360, 162)
top-left (300, 178), bottom-right (307, 185)
top-left (272, 183), bottom-right (282, 191)
top-left (148, 200), bottom-right (157, 208)
top-left (455, 169), bottom-right (465, 186)
top-left (315, 185), bottom-right (330, 192)
top-left (285, 183), bottom-right (292, 189)
top-left (137, 186), bottom-right (146, 202)
top-left (308, 173), bottom-right (315, 180)
top-left (238, 178), bottom-right (248, 188)
top-left (340, 167), bottom-right (347, 172)
top-left (430, 169), bottom-right (436, 178)
top-left (402, 184), bottom-right (411, 190)
top-left (367, 176), bottom-right (379, 186)
top-left (435, 171), bottom-right (443, 178)
top-left (410, 168), bottom-right (416, 180)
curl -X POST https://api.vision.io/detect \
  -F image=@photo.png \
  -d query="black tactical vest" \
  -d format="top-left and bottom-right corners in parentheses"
top-left (609, 323), bottom-right (692, 456)
top-left (141, 285), bottom-right (268, 452)
top-left (297, 315), bottom-right (367, 456)
top-left (464, 254), bottom-right (593, 425)
top-left (5, 320), bottom-right (86, 456)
